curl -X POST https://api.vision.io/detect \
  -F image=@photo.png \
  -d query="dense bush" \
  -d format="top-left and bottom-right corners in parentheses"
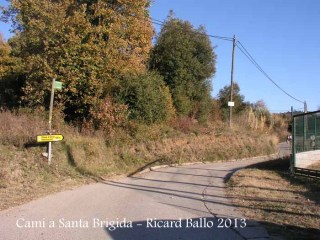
top-left (118, 72), bottom-right (175, 124)
top-left (90, 97), bottom-right (128, 136)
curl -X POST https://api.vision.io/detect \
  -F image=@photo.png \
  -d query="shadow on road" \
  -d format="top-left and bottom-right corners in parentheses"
top-left (103, 180), bottom-right (320, 219)
top-left (150, 169), bottom-right (224, 178)
top-left (261, 221), bottom-right (320, 240)
top-left (104, 217), bottom-right (320, 240)
top-left (128, 159), bottom-right (162, 177)
top-left (102, 158), bottom-right (320, 218)
top-left (104, 217), bottom-right (250, 240)
top-left (243, 156), bottom-right (291, 172)
top-left (102, 155), bottom-right (320, 239)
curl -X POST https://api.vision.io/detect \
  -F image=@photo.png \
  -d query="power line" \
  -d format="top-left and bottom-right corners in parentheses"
top-left (150, 16), bottom-right (303, 105)
top-left (270, 108), bottom-right (303, 112)
top-left (150, 17), bottom-right (233, 41)
top-left (151, 21), bottom-right (163, 26)
top-left (135, 15), bottom-right (305, 105)
top-left (236, 41), bottom-right (304, 104)
top-left (115, 8), bottom-right (304, 105)
top-left (150, 18), bottom-right (163, 24)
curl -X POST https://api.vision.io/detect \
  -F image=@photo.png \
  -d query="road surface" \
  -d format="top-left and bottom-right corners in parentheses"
top-left (0, 144), bottom-right (289, 240)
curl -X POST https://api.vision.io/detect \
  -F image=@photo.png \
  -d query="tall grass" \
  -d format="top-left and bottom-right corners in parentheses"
top-left (0, 110), bottom-right (47, 147)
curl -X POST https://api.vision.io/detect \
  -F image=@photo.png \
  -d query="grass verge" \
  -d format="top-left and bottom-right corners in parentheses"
top-left (227, 158), bottom-right (320, 240)
top-left (0, 110), bottom-right (279, 211)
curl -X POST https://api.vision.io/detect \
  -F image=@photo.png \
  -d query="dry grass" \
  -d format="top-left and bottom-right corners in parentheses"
top-left (0, 110), bottom-right (47, 147)
top-left (0, 110), bottom-right (279, 211)
top-left (227, 159), bottom-right (320, 240)
top-left (0, 144), bottom-right (92, 210)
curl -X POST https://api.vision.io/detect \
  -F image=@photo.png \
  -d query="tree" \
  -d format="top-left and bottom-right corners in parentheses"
top-left (0, 33), bottom-right (25, 108)
top-left (0, 33), bottom-right (10, 73)
top-left (1, 0), bottom-right (153, 125)
top-left (117, 72), bottom-right (175, 124)
top-left (217, 83), bottom-right (248, 120)
top-left (150, 14), bottom-right (216, 120)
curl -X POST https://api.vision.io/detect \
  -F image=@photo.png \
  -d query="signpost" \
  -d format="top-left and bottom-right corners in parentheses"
top-left (54, 81), bottom-right (63, 90)
top-left (37, 134), bottom-right (64, 143)
top-left (43, 78), bottom-right (63, 164)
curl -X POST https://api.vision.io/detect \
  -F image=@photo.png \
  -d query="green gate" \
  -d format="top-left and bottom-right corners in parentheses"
top-left (292, 110), bottom-right (320, 177)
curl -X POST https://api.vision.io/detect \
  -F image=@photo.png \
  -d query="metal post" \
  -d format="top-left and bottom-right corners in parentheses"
top-left (48, 78), bottom-right (56, 164)
top-left (292, 116), bottom-right (296, 174)
top-left (303, 113), bottom-right (306, 152)
top-left (290, 107), bottom-right (294, 174)
top-left (314, 115), bottom-right (317, 149)
top-left (229, 35), bottom-right (236, 127)
top-left (48, 142), bottom-right (52, 164)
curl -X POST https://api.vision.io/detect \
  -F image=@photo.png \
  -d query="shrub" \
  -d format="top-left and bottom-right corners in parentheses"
top-left (118, 72), bottom-right (175, 124)
top-left (90, 97), bottom-right (128, 136)
top-left (170, 116), bottom-right (194, 133)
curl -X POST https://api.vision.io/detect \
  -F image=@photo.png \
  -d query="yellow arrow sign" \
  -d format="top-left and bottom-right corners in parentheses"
top-left (37, 134), bottom-right (64, 143)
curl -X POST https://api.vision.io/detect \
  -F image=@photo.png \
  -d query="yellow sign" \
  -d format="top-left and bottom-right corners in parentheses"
top-left (37, 134), bottom-right (64, 143)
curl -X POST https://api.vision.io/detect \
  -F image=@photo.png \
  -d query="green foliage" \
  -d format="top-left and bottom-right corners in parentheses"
top-left (150, 14), bottom-right (216, 120)
top-left (194, 92), bottom-right (214, 123)
top-left (217, 83), bottom-right (248, 120)
top-left (1, 0), bottom-right (153, 125)
top-left (171, 86), bottom-right (192, 116)
top-left (118, 72), bottom-right (175, 124)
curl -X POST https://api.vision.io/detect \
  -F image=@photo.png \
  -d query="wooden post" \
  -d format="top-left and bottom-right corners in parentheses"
top-left (229, 35), bottom-right (236, 127)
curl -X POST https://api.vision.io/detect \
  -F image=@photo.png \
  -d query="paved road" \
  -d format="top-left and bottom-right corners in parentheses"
top-left (278, 141), bottom-right (291, 158)
top-left (0, 145), bottom-right (289, 240)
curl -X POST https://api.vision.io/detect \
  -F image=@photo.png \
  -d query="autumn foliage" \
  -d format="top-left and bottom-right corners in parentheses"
top-left (0, 0), bottom-right (245, 135)
top-left (1, 0), bottom-right (153, 126)
top-left (90, 97), bottom-right (128, 135)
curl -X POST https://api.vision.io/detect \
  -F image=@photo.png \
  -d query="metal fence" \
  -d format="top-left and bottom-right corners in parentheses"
top-left (292, 110), bottom-right (320, 178)
top-left (293, 111), bottom-right (320, 153)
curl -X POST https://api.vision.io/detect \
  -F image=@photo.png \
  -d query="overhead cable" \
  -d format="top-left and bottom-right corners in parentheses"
top-left (236, 41), bottom-right (304, 104)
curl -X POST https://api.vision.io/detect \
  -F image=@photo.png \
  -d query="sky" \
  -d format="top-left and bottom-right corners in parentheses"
top-left (1, 0), bottom-right (319, 113)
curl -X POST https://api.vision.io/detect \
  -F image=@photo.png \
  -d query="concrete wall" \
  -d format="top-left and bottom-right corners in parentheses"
top-left (296, 150), bottom-right (320, 168)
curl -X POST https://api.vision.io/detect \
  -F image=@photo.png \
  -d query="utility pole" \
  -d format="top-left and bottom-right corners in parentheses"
top-left (229, 35), bottom-right (236, 127)
top-left (304, 101), bottom-right (307, 113)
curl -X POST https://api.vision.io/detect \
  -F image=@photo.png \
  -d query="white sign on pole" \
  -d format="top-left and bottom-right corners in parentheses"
top-left (228, 101), bottom-right (235, 107)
